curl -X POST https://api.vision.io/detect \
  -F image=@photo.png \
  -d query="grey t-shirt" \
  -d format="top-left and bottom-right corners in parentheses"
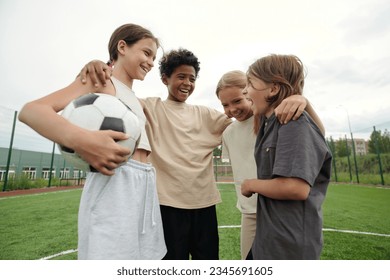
top-left (252, 112), bottom-right (332, 260)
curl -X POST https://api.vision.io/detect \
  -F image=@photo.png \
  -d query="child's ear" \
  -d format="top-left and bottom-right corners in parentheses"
top-left (270, 83), bottom-right (280, 97)
top-left (161, 74), bottom-right (169, 85)
top-left (117, 40), bottom-right (127, 56)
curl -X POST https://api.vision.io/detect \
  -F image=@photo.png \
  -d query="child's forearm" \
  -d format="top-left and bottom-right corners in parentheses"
top-left (242, 177), bottom-right (310, 200)
top-left (19, 102), bottom-right (81, 149)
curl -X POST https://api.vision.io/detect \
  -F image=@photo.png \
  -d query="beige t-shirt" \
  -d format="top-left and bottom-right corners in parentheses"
top-left (142, 97), bottom-right (232, 209)
top-left (222, 116), bottom-right (257, 214)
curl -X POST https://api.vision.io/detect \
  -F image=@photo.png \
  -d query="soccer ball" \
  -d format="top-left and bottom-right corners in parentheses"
top-left (58, 93), bottom-right (141, 172)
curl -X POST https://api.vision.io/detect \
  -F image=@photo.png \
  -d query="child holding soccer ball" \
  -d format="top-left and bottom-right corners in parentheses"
top-left (18, 23), bottom-right (166, 260)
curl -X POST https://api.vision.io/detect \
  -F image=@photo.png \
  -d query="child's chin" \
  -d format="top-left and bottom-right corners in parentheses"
top-left (178, 94), bottom-right (189, 102)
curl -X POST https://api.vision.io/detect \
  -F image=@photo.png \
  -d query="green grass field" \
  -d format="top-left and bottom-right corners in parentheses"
top-left (0, 183), bottom-right (389, 260)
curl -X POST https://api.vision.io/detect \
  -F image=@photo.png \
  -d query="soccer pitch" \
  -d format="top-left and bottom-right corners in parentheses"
top-left (0, 183), bottom-right (389, 260)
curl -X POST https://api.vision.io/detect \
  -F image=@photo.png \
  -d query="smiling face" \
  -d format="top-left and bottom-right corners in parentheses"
top-left (218, 86), bottom-right (253, 121)
top-left (122, 37), bottom-right (157, 81)
top-left (162, 65), bottom-right (196, 102)
top-left (244, 74), bottom-right (278, 118)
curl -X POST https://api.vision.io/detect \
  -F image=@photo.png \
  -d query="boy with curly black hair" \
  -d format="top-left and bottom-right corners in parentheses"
top-left (141, 48), bottom-right (231, 259)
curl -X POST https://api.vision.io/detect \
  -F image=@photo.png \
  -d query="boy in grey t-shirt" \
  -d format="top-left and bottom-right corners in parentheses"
top-left (241, 54), bottom-right (332, 260)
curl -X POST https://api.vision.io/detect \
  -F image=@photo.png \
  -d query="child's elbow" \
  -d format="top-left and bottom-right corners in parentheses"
top-left (289, 180), bottom-right (310, 200)
top-left (18, 102), bottom-right (35, 124)
top-left (18, 104), bottom-right (28, 123)
top-left (295, 188), bottom-right (310, 200)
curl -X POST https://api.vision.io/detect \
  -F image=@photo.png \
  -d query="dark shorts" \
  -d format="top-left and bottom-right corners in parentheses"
top-left (160, 205), bottom-right (219, 260)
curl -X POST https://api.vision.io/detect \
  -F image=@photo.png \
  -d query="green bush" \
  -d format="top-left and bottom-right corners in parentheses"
top-left (5, 175), bottom-right (34, 190)
top-left (2, 175), bottom-right (65, 191)
top-left (34, 178), bottom-right (48, 189)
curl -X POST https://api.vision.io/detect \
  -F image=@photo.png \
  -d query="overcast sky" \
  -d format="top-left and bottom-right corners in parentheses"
top-left (1, 0), bottom-right (389, 153)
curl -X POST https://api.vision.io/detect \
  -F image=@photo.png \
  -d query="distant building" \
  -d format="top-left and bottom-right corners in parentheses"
top-left (0, 147), bottom-right (86, 181)
top-left (347, 138), bottom-right (368, 155)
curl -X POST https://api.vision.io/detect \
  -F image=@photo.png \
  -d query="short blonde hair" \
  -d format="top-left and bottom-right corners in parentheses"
top-left (215, 70), bottom-right (246, 97)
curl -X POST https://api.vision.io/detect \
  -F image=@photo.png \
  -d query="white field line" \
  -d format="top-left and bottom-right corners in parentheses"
top-left (0, 188), bottom-right (81, 200)
top-left (40, 226), bottom-right (390, 260)
top-left (40, 249), bottom-right (78, 260)
top-left (322, 228), bottom-right (390, 237)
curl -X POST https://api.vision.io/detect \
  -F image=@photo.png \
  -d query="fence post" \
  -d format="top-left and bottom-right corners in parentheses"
top-left (350, 132), bottom-right (360, 183)
top-left (329, 137), bottom-right (338, 182)
top-left (214, 156), bottom-right (218, 182)
top-left (345, 135), bottom-right (352, 182)
top-left (78, 169), bottom-right (81, 185)
top-left (47, 142), bottom-right (56, 188)
top-left (3, 110), bottom-right (17, 192)
top-left (373, 126), bottom-right (385, 185)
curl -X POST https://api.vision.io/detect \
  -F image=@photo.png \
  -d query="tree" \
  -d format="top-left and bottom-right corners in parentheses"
top-left (384, 129), bottom-right (390, 153)
top-left (335, 137), bottom-right (350, 157)
top-left (368, 129), bottom-right (390, 154)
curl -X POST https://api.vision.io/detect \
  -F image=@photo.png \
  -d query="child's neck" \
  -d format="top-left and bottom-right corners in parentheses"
top-left (264, 108), bottom-right (275, 118)
top-left (166, 95), bottom-right (187, 103)
top-left (112, 69), bottom-right (133, 90)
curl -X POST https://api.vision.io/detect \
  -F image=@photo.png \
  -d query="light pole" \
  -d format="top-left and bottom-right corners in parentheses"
top-left (338, 105), bottom-right (360, 183)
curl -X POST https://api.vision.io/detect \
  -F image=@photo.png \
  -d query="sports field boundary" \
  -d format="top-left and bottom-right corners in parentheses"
top-left (39, 226), bottom-right (390, 260)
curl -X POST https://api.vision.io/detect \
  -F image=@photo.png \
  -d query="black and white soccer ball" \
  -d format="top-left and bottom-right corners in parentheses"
top-left (58, 93), bottom-right (141, 172)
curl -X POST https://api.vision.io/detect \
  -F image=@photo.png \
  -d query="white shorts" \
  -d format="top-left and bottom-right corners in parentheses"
top-left (77, 159), bottom-right (166, 260)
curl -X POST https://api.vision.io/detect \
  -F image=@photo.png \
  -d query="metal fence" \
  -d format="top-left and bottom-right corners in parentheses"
top-left (326, 135), bottom-right (389, 186)
top-left (1, 106), bottom-right (389, 191)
